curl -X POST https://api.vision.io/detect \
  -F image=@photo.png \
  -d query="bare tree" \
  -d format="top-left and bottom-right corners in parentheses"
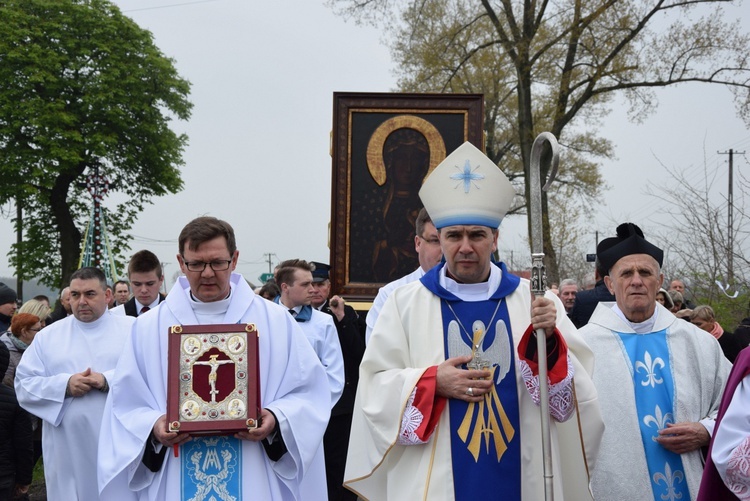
top-left (649, 158), bottom-right (750, 326)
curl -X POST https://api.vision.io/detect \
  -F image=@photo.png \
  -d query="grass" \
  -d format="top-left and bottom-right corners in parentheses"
top-left (32, 458), bottom-right (43, 482)
top-left (29, 458), bottom-right (46, 500)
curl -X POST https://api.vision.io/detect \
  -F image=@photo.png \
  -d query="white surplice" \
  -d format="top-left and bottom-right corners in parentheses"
top-left (365, 267), bottom-right (424, 343)
top-left (581, 302), bottom-right (731, 500)
top-left (97, 274), bottom-right (331, 501)
top-left (295, 308), bottom-right (344, 501)
top-left (711, 373), bottom-right (750, 498)
top-left (15, 311), bottom-right (135, 501)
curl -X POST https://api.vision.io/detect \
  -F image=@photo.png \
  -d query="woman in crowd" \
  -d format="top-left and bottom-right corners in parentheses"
top-left (0, 313), bottom-right (45, 477)
top-left (0, 314), bottom-right (42, 389)
top-left (16, 299), bottom-right (51, 330)
top-left (656, 288), bottom-right (674, 309)
top-left (692, 305), bottom-right (749, 363)
top-left (0, 342), bottom-right (33, 501)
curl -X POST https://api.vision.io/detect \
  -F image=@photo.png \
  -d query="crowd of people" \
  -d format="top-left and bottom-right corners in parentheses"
top-left (1, 142), bottom-right (750, 500)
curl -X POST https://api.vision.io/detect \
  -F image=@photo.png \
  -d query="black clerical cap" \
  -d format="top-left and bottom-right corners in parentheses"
top-left (597, 223), bottom-right (663, 274)
top-left (310, 262), bottom-right (330, 283)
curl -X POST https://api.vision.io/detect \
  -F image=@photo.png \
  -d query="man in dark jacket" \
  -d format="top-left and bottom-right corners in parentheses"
top-left (111, 250), bottom-right (166, 317)
top-left (569, 254), bottom-right (616, 328)
top-left (310, 262), bottom-right (366, 501)
top-left (0, 342), bottom-right (33, 499)
top-left (46, 287), bottom-right (71, 325)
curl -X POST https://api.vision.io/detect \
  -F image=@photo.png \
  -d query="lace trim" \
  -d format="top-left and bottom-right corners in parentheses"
top-left (726, 436), bottom-right (750, 500)
top-left (397, 388), bottom-right (427, 445)
top-left (519, 357), bottom-right (575, 422)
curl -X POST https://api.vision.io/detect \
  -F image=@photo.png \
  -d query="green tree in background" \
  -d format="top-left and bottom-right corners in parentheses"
top-left (329, 0), bottom-right (750, 281)
top-left (0, 0), bottom-right (192, 288)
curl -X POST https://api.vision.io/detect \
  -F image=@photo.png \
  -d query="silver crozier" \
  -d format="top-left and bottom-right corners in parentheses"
top-left (529, 132), bottom-right (560, 501)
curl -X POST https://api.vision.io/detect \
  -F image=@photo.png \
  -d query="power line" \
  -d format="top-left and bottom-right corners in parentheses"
top-left (122, 0), bottom-right (219, 13)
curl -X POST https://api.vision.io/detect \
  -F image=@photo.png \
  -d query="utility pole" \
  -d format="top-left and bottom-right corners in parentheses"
top-left (718, 148), bottom-right (745, 283)
top-left (264, 253), bottom-right (275, 274)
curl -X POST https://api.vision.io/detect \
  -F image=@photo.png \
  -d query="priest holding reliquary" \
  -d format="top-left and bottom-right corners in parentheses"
top-left (97, 216), bottom-right (330, 500)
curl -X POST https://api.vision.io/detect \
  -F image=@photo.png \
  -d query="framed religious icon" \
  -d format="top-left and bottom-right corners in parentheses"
top-left (166, 323), bottom-right (260, 435)
top-left (330, 92), bottom-right (484, 301)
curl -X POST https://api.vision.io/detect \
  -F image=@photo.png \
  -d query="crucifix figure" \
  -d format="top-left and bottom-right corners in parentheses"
top-left (193, 354), bottom-right (232, 403)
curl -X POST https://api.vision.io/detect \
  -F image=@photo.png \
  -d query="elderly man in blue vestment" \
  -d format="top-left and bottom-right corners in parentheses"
top-left (344, 142), bottom-right (604, 500)
top-left (97, 217), bottom-right (331, 500)
top-left (580, 223), bottom-right (731, 501)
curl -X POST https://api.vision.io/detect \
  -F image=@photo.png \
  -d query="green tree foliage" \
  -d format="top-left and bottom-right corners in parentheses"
top-left (329, 0), bottom-right (750, 281)
top-left (0, 0), bottom-right (192, 287)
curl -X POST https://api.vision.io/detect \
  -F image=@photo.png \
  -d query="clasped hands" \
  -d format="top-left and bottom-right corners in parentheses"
top-left (67, 367), bottom-right (106, 397)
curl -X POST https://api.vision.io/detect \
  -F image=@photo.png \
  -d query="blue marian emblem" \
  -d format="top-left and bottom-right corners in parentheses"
top-left (182, 436), bottom-right (241, 501)
top-left (450, 159), bottom-right (485, 193)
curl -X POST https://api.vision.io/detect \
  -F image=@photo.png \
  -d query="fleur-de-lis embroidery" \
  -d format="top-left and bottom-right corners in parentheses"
top-left (450, 159), bottom-right (485, 193)
top-left (635, 351), bottom-right (665, 387)
top-left (653, 462), bottom-right (685, 501)
top-left (643, 405), bottom-right (674, 441)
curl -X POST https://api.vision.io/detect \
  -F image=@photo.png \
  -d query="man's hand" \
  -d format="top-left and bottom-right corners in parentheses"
top-left (153, 414), bottom-right (191, 448)
top-left (655, 422), bottom-right (710, 454)
top-left (235, 408), bottom-right (276, 442)
top-left (329, 295), bottom-right (346, 322)
top-left (14, 483), bottom-right (30, 497)
top-left (67, 368), bottom-right (108, 396)
top-left (436, 355), bottom-right (493, 402)
top-left (531, 296), bottom-right (557, 338)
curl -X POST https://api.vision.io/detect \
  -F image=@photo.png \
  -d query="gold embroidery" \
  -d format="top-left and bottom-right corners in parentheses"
top-left (457, 366), bottom-right (516, 462)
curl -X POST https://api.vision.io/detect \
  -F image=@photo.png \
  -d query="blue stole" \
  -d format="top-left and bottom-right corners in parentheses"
top-left (616, 329), bottom-right (689, 501)
top-left (181, 436), bottom-right (242, 500)
top-left (272, 296), bottom-right (312, 322)
top-left (421, 262), bottom-right (522, 501)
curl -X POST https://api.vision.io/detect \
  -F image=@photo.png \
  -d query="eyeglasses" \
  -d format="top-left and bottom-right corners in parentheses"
top-left (419, 235), bottom-right (440, 245)
top-left (29, 327), bottom-right (42, 332)
top-left (182, 259), bottom-right (232, 273)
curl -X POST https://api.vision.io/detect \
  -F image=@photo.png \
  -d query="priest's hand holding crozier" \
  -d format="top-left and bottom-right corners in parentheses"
top-left (530, 296), bottom-right (557, 338)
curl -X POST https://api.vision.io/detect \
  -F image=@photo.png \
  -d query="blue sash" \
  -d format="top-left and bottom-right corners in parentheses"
top-left (422, 262), bottom-right (522, 501)
top-left (617, 329), bottom-right (689, 501)
top-left (442, 298), bottom-right (521, 501)
top-left (181, 436), bottom-right (242, 501)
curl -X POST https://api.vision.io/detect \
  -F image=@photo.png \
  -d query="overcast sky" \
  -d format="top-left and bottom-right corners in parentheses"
top-left (1, 0), bottom-right (749, 291)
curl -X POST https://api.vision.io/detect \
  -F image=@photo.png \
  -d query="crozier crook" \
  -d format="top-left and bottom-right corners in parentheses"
top-left (529, 131), bottom-right (560, 501)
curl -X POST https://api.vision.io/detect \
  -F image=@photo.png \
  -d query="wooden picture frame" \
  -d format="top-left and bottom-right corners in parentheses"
top-left (166, 323), bottom-right (260, 435)
top-left (330, 92), bottom-right (484, 301)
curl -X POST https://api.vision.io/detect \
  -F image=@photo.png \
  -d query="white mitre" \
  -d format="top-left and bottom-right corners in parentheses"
top-left (418, 141), bottom-right (516, 229)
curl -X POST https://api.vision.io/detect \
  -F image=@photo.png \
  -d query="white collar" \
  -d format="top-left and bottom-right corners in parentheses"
top-left (439, 263), bottom-right (501, 302)
top-left (185, 284), bottom-right (233, 316)
top-left (612, 303), bottom-right (659, 334)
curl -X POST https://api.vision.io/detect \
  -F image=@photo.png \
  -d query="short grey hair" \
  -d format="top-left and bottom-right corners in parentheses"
top-left (560, 278), bottom-right (578, 289)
